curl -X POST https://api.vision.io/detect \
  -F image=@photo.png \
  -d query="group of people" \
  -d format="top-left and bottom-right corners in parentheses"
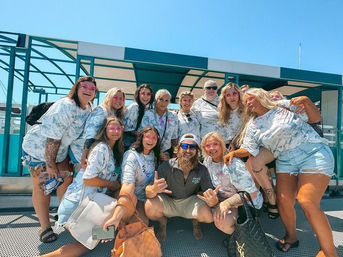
top-left (21, 76), bottom-right (338, 257)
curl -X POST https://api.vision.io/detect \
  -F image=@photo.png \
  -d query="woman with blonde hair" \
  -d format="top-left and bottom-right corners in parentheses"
top-left (201, 131), bottom-right (262, 235)
top-left (78, 87), bottom-right (126, 168)
top-left (224, 88), bottom-right (337, 256)
top-left (218, 82), bottom-right (245, 150)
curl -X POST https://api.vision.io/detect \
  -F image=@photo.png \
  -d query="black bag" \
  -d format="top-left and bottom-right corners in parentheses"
top-left (309, 122), bottom-right (324, 137)
top-left (26, 102), bottom-right (54, 126)
top-left (224, 191), bottom-right (275, 257)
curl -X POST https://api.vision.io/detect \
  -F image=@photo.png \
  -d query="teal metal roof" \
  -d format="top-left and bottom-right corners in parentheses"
top-left (0, 30), bottom-right (342, 104)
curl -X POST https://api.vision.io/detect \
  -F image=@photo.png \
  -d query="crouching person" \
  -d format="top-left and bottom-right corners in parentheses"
top-left (201, 132), bottom-right (263, 234)
top-left (145, 133), bottom-right (217, 241)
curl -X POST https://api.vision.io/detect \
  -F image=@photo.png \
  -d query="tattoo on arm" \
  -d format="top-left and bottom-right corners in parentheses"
top-left (45, 138), bottom-right (61, 168)
top-left (225, 193), bottom-right (242, 208)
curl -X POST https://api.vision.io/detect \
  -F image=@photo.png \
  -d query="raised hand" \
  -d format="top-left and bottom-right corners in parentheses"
top-left (290, 96), bottom-right (309, 106)
top-left (152, 171), bottom-right (172, 195)
top-left (197, 185), bottom-right (221, 207)
top-left (223, 152), bottom-right (235, 165)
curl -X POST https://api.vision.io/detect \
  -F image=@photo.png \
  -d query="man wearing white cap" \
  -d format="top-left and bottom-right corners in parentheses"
top-left (145, 133), bottom-right (220, 242)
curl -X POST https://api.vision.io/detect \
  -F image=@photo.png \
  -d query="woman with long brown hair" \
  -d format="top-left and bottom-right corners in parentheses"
top-left (22, 76), bottom-right (97, 243)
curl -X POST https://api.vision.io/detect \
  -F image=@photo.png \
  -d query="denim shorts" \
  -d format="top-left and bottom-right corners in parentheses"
top-left (276, 142), bottom-right (334, 177)
top-left (22, 151), bottom-right (45, 168)
top-left (55, 196), bottom-right (79, 227)
top-left (68, 148), bottom-right (80, 166)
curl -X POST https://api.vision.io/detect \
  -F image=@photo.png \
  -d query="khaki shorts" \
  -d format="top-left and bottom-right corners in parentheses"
top-left (158, 194), bottom-right (206, 219)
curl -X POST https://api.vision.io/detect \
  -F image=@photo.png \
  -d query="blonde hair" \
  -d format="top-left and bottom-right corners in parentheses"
top-left (201, 131), bottom-right (227, 159)
top-left (179, 91), bottom-right (194, 101)
top-left (236, 88), bottom-right (277, 146)
top-left (269, 90), bottom-right (286, 100)
top-left (218, 82), bottom-right (245, 125)
top-left (100, 87), bottom-right (126, 119)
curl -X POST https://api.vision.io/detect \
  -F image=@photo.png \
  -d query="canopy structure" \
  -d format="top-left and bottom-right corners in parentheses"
top-left (0, 31), bottom-right (342, 178)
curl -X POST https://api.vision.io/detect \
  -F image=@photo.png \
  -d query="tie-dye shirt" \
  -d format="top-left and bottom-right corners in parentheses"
top-left (22, 97), bottom-right (91, 163)
top-left (64, 141), bottom-right (119, 202)
top-left (82, 105), bottom-right (108, 140)
top-left (121, 149), bottom-right (156, 201)
top-left (191, 96), bottom-right (220, 139)
top-left (241, 106), bottom-right (326, 158)
top-left (139, 109), bottom-right (178, 153)
top-left (177, 111), bottom-right (200, 139)
top-left (124, 102), bottom-right (145, 132)
top-left (203, 156), bottom-right (263, 208)
top-left (219, 108), bottom-right (242, 143)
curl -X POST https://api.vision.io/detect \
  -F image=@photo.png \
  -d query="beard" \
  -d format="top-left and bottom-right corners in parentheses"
top-left (177, 150), bottom-right (198, 173)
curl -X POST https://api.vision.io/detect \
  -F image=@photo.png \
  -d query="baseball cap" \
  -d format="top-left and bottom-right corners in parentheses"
top-left (178, 133), bottom-right (200, 147)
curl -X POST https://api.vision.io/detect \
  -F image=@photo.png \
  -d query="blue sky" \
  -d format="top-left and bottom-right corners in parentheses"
top-left (1, 0), bottom-right (343, 104)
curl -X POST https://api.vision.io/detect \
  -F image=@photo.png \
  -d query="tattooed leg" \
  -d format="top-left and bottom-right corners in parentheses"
top-left (45, 138), bottom-right (61, 178)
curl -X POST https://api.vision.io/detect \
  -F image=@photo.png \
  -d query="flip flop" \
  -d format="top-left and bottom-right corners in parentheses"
top-left (39, 227), bottom-right (57, 243)
top-left (276, 239), bottom-right (299, 252)
top-left (267, 203), bottom-right (279, 219)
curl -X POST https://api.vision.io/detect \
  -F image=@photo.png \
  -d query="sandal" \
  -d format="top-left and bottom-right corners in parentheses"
top-left (262, 202), bottom-right (268, 213)
top-left (276, 239), bottom-right (299, 252)
top-left (267, 203), bottom-right (279, 219)
top-left (39, 227), bottom-right (57, 243)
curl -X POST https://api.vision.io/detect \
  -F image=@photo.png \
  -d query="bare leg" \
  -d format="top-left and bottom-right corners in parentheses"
top-left (297, 174), bottom-right (338, 257)
top-left (40, 242), bottom-right (89, 257)
top-left (276, 173), bottom-right (298, 251)
top-left (145, 197), bottom-right (167, 241)
top-left (56, 159), bottom-right (74, 202)
top-left (30, 172), bottom-right (57, 243)
top-left (192, 219), bottom-right (203, 240)
top-left (250, 147), bottom-right (277, 217)
top-left (213, 207), bottom-right (238, 235)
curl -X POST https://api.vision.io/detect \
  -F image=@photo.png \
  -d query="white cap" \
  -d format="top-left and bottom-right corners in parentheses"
top-left (178, 133), bottom-right (200, 147)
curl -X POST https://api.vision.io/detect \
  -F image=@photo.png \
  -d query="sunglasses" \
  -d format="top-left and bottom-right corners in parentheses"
top-left (205, 86), bottom-right (218, 90)
top-left (107, 125), bottom-right (124, 131)
top-left (185, 113), bottom-right (192, 122)
top-left (180, 143), bottom-right (197, 150)
top-left (80, 84), bottom-right (97, 91)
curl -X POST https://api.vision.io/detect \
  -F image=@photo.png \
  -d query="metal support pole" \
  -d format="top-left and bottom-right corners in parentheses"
top-left (336, 86), bottom-right (342, 178)
top-left (1, 47), bottom-right (16, 176)
top-left (75, 55), bottom-right (81, 82)
top-left (18, 37), bottom-right (32, 176)
top-left (330, 86), bottom-right (342, 196)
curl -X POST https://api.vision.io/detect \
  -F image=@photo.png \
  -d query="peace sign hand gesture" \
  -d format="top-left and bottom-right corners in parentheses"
top-left (197, 185), bottom-right (221, 207)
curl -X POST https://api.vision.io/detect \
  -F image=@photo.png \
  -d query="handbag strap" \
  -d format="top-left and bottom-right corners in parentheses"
top-left (237, 191), bottom-right (257, 219)
top-left (130, 149), bottom-right (144, 171)
top-left (201, 97), bottom-right (218, 107)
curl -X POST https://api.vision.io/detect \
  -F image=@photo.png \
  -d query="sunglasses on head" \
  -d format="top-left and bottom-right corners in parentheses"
top-left (205, 86), bottom-right (218, 90)
top-left (180, 143), bottom-right (197, 150)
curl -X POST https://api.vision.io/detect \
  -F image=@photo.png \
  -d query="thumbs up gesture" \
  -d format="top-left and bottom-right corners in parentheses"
top-left (197, 185), bottom-right (221, 207)
top-left (152, 171), bottom-right (172, 195)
